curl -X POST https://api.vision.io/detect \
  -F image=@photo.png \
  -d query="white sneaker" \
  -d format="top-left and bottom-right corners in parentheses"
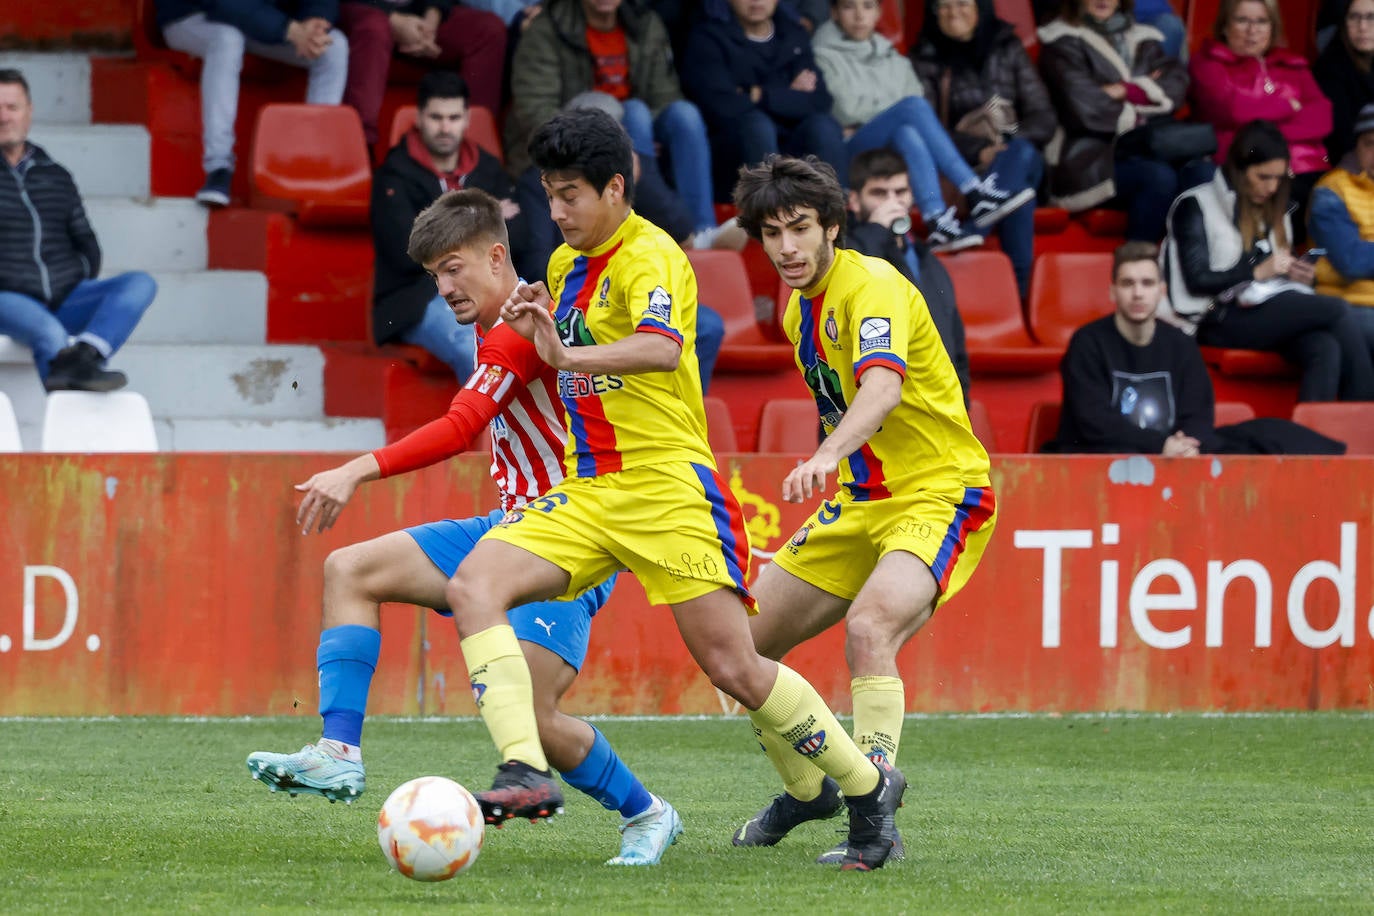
top-left (606, 795), bottom-right (684, 866)
top-left (926, 206), bottom-right (985, 253)
top-left (965, 171), bottom-right (1035, 229)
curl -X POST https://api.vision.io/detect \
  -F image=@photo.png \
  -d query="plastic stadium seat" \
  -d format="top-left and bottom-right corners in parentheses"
top-left (251, 104), bottom-right (371, 227)
top-left (41, 392), bottom-right (158, 453)
top-left (703, 396), bottom-right (738, 454)
top-left (756, 398), bottom-right (820, 454)
top-left (1025, 400), bottom-right (1061, 452)
top-left (685, 250), bottom-right (794, 372)
top-left (993, 0), bottom-right (1038, 49)
top-left (968, 398), bottom-right (997, 452)
top-left (878, 0), bottom-right (905, 52)
top-left (1027, 252), bottom-right (1115, 347)
top-left (1291, 403), bottom-right (1374, 454)
top-left (1198, 346), bottom-right (1296, 379)
top-left (937, 250), bottom-right (1062, 373)
top-left (383, 104), bottom-right (503, 165)
top-left (1213, 401), bottom-right (1256, 426)
top-left (0, 392), bottom-right (21, 452)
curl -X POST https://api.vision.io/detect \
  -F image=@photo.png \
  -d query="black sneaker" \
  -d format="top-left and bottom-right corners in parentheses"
top-left (475, 760), bottom-right (564, 825)
top-left (44, 342), bottom-right (127, 393)
top-left (815, 826), bottom-right (906, 865)
top-left (840, 764), bottom-right (906, 871)
top-left (925, 206), bottom-right (984, 254)
top-left (195, 168), bottom-right (232, 208)
top-left (964, 171), bottom-right (1035, 229)
top-left (731, 776), bottom-right (844, 847)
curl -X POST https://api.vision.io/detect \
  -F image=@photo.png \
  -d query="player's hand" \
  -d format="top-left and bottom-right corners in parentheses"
top-left (869, 196), bottom-right (911, 231)
top-left (1103, 82), bottom-right (1128, 101)
top-left (295, 465), bottom-right (363, 534)
top-left (790, 69), bottom-right (817, 92)
top-left (499, 198), bottom-right (521, 220)
top-left (1161, 431), bottom-right (1201, 458)
top-left (782, 452), bottom-right (838, 503)
top-left (502, 281), bottom-right (569, 366)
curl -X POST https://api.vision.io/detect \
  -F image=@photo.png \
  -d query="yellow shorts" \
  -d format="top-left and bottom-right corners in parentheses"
top-left (480, 461), bottom-right (757, 610)
top-left (771, 481), bottom-right (995, 605)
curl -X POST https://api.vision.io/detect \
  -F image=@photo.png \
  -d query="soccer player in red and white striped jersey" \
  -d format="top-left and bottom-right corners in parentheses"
top-left (246, 189), bottom-right (683, 867)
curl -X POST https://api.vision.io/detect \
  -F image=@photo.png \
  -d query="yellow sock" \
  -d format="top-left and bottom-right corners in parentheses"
top-left (460, 624), bottom-right (548, 771)
top-left (852, 675), bottom-right (905, 766)
top-left (753, 664), bottom-right (878, 798)
top-left (746, 716), bottom-right (826, 801)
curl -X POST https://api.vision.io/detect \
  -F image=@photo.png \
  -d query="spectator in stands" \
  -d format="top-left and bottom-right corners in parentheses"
top-left (157, 0), bottom-right (350, 207)
top-left (1314, 0), bottom-right (1374, 167)
top-left (338, 0), bottom-right (506, 147)
top-left (1047, 241), bottom-right (1345, 454)
top-left (812, 0), bottom-right (1033, 253)
top-left (370, 72), bottom-right (517, 378)
top-left (1308, 102), bottom-right (1374, 354)
top-left (1189, 0), bottom-right (1332, 240)
top-left (504, 0), bottom-right (734, 250)
top-left (1161, 119), bottom-right (1374, 403)
top-left (0, 69), bottom-right (157, 393)
top-left (843, 148), bottom-right (971, 402)
top-left (1035, 0), bottom-right (1184, 58)
top-left (681, 0), bottom-right (848, 196)
top-left (1038, 0), bottom-right (1204, 242)
top-left (912, 0), bottom-right (1058, 295)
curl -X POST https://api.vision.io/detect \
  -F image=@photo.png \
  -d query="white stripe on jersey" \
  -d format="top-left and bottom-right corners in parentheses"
top-left (470, 360), bottom-right (566, 511)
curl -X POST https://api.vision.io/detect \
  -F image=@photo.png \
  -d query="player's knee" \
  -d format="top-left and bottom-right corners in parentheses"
top-left (701, 653), bottom-right (771, 710)
top-left (323, 544), bottom-right (368, 590)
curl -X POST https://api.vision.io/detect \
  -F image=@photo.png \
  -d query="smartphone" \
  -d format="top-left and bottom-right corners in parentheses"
top-left (1302, 248), bottom-right (1327, 264)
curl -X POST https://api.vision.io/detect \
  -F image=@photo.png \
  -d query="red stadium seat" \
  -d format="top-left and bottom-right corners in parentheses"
top-left (251, 104), bottom-right (371, 226)
top-left (1027, 252), bottom-right (1115, 347)
top-left (703, 396), bottom-right (739, 454)
top-left (993, 0), bottom-right (1039, 49)
top-left (382, 104), bottom-right (503, 165)
top-left (685, 250), bottom-right (794, 372)
top-left (968, 398), bottom-right (998, 452)
top-left (1290, 403), bottom-right (1374, 454)
top-left (1213, 401), bottom-right (1256, 425)
top-left (1025, 400), bottom-right (1061, 452)
top-left (937, 250), bottom-right (1062, 373)
top-left (1198, 347), bottom-right (1296, 379)
top-left (878, 0), bottom-right (906, 52)
top-left (756, 398), bottom-right (820, 454)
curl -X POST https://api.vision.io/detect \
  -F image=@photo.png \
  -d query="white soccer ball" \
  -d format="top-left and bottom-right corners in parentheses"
top-left (377, 776), bottom-right (485, 881)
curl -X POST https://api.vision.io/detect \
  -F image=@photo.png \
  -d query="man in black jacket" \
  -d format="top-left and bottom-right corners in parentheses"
top-left (370, 71), bottom-right (533, 379)
top-left (0, 69), bottom-right (157, 392)
top-left (843, 148), bottom-right (971, 404)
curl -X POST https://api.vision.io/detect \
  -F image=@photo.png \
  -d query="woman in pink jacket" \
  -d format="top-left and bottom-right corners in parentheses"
top-left (1189, 0), bottom-right (1332, 241)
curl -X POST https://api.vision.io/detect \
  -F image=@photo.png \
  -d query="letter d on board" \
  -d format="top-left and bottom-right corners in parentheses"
top-left (23, 565), bottom-right (79, 651)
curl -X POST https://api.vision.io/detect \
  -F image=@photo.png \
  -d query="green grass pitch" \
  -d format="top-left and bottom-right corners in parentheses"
top-left (0, 714), bottom-right (1370, 913)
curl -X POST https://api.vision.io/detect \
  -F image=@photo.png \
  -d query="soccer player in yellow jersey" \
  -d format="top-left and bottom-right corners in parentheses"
top-left (442, 110), bottom-right (905, 870)
top-left (732, 154), bottom-right (996, 864)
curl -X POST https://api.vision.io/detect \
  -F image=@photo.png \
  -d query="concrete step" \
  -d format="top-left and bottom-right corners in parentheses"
top-left (114, 344), bottom-right (327, 420)
top-left (130, 271), bottom-right (268, 345)
top-left (86, 198), bottom-right (208, 274)
top-left (28, 124), bottom-right (151, 198)
top-left (0, 52), bottom-right (91, 125)
top-left (0, 362), bottom-right (46, 451)
top-left (163, 418), bottom-right (386, 452)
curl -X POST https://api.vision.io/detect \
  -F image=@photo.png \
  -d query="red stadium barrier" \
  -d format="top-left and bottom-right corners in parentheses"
top-left (2, 453), bottom-right (1371, 716)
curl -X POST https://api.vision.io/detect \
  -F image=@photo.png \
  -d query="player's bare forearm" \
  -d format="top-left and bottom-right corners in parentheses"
top-left (554, 331), bottom-right (681, 376)
top-left (814, 366), bottom-right (903, 463)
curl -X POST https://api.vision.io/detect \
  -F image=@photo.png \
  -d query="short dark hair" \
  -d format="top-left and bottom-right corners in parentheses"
top-left (1059, 0), bottom-right (1133, 24)
top-left (733, 155), bottom-right (848, 243)
top-left (407, 188), bottom-right (510, 266)
top-left (848, 148), bottom-right (907, 194)
top-left (417, 71), bottom-right (469, 110)
top-left (1112, 241), bottom-right (1161, 282)
top-left (528, 108), bottom-right (635, 204)
top-left (0, 69), bottom-right (30, 99)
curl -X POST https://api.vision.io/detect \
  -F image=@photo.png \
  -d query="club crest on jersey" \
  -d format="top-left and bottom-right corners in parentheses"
top-left (474, 364), bottom-right (505, 395)
top-left (793, 730), bottom-right (826, 757)
top-left (646, 285), bottom-right (673, 322)
top-left (597, 276), bottom-right (611, 306)
top-left (825, 308), bottom-right (838, 345)
top-left (858, 317), bottom-right (891, 353)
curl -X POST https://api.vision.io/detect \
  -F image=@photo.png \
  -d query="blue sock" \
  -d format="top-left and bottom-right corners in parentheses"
top-left (559, 727), bottom-right (654, 818)
top-left (317, 624), bottom-right (381, 747)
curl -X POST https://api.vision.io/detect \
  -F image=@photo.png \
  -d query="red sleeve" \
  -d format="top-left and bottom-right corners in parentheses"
top-left (371, 325), bottom-right (548, 478)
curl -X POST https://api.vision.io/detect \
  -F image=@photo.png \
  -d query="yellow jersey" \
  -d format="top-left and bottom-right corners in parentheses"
top-left (781, 247), bottom-right (990, 499)
top-left (546, 211), bottom-right (713, 477)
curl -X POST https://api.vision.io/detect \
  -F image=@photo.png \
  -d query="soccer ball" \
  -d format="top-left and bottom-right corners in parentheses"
top-left (377, 776), bottom-right (485, 881)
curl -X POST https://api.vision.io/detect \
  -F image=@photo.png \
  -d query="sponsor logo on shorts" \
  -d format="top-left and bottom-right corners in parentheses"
top-left (789, 525), bottom-right (811, 547)
top-left (656, 551), bottom-right (721, 582)
top-left (646, 286), bottom-right (673, 322)
top-left (793, 730), bottom-right (827, 758)
top-left (859, 317), bottom-right (891, 353)
top-left (817, 500), bottom-right (841, 524)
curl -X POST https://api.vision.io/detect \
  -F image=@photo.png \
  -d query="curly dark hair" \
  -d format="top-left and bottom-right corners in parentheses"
top-left (732, 155), bottom-right (847, 243)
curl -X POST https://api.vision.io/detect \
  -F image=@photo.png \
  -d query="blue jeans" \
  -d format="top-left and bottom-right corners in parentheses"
top-left (696, 303), bottom-right (723, 393)
top-left (1137, 11), bottom-right (1186, 60)
top-left (987, 137), bottom-right (1044, 297)
top-left (721, 109), bottom-right (848, 193)
top-left (623, 98), bottom-right (716, 232)
top-left (400, 294), bottom-right (477, 381)
top-left (0, 272), bottom-right (157, 381)
top-left (847, 96), bottom-right (978, 218)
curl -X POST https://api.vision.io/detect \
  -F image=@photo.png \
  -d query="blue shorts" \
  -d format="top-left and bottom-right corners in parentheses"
top-left (406, 509), bottom-right (616, 672)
